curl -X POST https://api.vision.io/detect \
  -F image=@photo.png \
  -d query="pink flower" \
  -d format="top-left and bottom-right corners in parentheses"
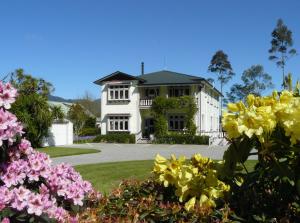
top-left (18, 139), bottom-right (33, 155)
top-left (0, 81), bottom-right (96, 221)
top-left (1, 218), bottom-right (10, 223)
top-left (27, 194), bottom-right (43, 216)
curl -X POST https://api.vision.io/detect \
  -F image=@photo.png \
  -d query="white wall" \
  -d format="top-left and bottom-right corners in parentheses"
top-left (43, 121), bottom-right (73, 146)
top-left (100, 80), bottom-right (141, 136)
top-left (197, 84), bottom-right (221, 136)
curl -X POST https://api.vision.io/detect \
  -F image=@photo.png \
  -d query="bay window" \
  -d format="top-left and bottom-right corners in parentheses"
top-left (108, 85), bottom-right (129, 100)
top-left (108, 116), bottom-right (129, 131)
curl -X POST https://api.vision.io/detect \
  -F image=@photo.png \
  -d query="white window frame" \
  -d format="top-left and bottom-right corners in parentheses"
top-left (108, 85), bottom-right (130, 101)
top-left (108, 116), bottom-right (129, 132)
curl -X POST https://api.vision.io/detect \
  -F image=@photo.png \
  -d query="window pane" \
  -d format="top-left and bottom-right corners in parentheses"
top-left (110, 90), bottom-right (113, 99)
top-left (120, 90), bottom-right (124, 99)
top-left (174, 121), bottom-right (178, 130)
top-left (185, 88), bottom-right (190, 95)
top-left (175, 89), bottom-right (179, 97)
top-left (170, 121), bottom-right (173, 129)
top-left (110, 121), bottom-right (113, 130)
top-left (115, 91), bottom-right (119, 99)
top-left (115, 121), bottom-right (118, 130)
top-left (125, 90), bottom-right (128, 99)
top-left (180, 121), bottom-right (184, 130)
top-left (124, 121), bottom-right (128, 130)
top-left (120, 121), bottom-right (123, 130)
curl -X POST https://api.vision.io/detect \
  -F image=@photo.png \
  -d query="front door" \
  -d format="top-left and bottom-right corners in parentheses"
top-left (144, 118), bottom-right (154, 138)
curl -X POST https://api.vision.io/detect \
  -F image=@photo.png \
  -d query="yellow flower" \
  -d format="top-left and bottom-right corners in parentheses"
top-left (227, 103), bottom-right (239, 112)
top-left (155, 154), bottom-right (167, 164)
top-left (246, 94), bottom-right (255, 107)
top-left (184, 197), bottom-right (196, 212)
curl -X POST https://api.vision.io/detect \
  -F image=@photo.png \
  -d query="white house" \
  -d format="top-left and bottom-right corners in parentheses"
top-left (94, 69), bottom-right (222, 142)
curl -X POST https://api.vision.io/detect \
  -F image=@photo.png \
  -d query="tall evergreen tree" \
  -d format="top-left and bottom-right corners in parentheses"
top-left (269, 19), bottom-right (297, 88)
top-left (208, 50), bottom-right (234, 109)
top-left (226, 65), bottom-right (274, 102)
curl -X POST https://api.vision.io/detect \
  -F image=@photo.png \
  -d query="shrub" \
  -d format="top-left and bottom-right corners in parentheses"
top-left (153, 154), bottom-right (230, 211)
top-left (93, 133), bottom-right (135, 144)
top-left (154, 133), bottom-right (209, 145)
top-left (0, 82), bottom-right (99, 222)
top-left (152, 96), bottom-right (197, 136)
top-left (78, 179), bottom-right (232, 223)
top-left (84, 116), bottom-right (96, 128)
top-left (79, 127), bottom-right (101, 136)
top-left (222, 91), bottom-right (300, 221)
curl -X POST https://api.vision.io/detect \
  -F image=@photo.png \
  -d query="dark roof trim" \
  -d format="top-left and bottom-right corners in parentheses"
top-left (94, 71), bottom-right (145, 85)
top-left (106, 113), bottom-right (131, 117)
top-left (201, 79), bottom-right (223, 96)
top-left (138, 82), bottom-right (203, 86)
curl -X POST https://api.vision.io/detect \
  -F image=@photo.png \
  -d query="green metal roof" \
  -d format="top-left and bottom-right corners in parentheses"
top-left (138, 70), bottom-right (204, 85)
top-left (93, 70), bottom-right (222, 96)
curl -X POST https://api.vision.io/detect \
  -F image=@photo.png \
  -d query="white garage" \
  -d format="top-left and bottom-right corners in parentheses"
top-left (43, 121), bottom-right (73, 146)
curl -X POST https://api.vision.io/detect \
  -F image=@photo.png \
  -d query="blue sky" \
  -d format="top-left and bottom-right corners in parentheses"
top-left (0, 0), bottom-right (300, 99)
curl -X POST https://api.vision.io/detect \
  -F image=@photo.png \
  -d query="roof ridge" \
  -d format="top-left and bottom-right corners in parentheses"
top-left (139, 70), bottom-right (203, 79)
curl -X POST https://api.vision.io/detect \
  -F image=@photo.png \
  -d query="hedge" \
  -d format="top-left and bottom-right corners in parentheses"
top-left (93, 133), bottom-right (135, 144)
top-left (154, 133), bottom-right (209, 145)
top-left (79, 127), bottom-right (101, 136)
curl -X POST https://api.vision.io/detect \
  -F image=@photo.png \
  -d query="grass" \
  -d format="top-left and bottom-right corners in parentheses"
top-left (75, 159), bottom-right (258, 194)
top-left (37, 147), bottom-right (100, 158)
top-left (75, 160), bottom-right (154, 194)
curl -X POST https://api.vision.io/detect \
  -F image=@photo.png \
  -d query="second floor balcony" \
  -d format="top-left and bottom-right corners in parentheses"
top-left (140, 99), bottom-right (153, 108)
top-left (139, 97), bottom-right (198, 109)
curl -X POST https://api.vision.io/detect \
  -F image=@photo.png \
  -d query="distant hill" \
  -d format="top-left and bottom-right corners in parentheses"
top-left (48, 95), bottom-right (101, 117)
top-left (48, 95), bottom-right (75, 103)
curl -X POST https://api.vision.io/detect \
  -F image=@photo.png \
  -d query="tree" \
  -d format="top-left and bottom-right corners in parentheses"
top-left (9, 69), bottom-right (54, 147)
top-left (269, 19), bottom-right (297, 88)
top-left (208, 50), bottom-right (234, 109)
top-left (51, 105), bottom-right (65, 122)
top-left (10, 68), bottom-right (54, 96)
top-left (76, 91), bottom-right (101, 117)
top-left (68, 103), bottom-right (88, 138)
top-left (226, 65), bottom-right (274, 102)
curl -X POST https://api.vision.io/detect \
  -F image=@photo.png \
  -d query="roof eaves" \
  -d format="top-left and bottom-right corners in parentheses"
top-left (94, 71), bottom-right (145, 85)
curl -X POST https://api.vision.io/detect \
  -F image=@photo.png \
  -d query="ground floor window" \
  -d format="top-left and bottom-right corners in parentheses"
top-left (108, 116), bottom-right (129, 131)
top-left (169, 115), bottom-right (185, 131)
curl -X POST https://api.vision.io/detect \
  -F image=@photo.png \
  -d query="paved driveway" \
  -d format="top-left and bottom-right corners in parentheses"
top-left (52, 143), bottom-right (233, 166)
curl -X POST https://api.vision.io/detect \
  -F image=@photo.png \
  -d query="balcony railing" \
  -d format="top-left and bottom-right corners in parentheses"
top-left (140, 97), bottom-right (198, 108)
top-left (140, 99), bottom-right (153, 108)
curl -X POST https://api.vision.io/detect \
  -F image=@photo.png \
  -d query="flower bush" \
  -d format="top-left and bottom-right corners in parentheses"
top-left (78, 179), bottom-right (232, 223)
top-left (0, 82), bottom-right (99, 222)
top-left (222, 90), bottom-right (300, 221)
top-left (153, 154), bottom-right (230, 212)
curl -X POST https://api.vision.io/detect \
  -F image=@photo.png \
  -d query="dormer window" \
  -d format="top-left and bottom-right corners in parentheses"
top-left (108, 85), bottom-right (129, 101)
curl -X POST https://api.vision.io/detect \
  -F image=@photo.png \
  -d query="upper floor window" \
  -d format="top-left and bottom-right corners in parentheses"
top-left (145, 88), bottom-right (159, 99)
top-left (169, 87), bottom-right (190, 97)
top-left (108, 85), bottom-right (129, 101)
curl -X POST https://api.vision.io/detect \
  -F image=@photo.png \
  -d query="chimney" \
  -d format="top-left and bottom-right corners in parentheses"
top-left (141, 62), bottom-right (144, 75)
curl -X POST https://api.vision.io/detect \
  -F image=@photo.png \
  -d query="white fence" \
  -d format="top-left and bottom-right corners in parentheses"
top-left (43, 121), bottom-right (73, 146)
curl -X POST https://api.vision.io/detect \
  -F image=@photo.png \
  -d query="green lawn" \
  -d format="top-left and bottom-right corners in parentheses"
top-left (37, 147), bottom-right (100, 158)
top-left (75, 160), bottom-right (257, 194)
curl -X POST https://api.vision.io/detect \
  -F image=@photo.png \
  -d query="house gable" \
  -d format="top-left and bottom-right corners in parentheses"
top-left (94, 71), bottom-right (145, 85)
